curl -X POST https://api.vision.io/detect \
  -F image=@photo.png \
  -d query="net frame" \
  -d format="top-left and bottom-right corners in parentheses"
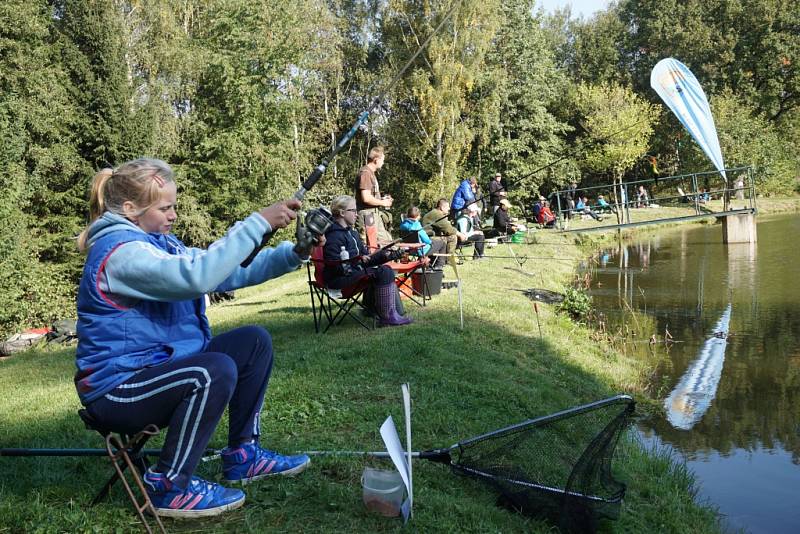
top-left (420, 395), bottom-right (635, 532)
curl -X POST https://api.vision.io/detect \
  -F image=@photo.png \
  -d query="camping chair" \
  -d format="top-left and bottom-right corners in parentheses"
top-left (454, 239), bottom-right (473, 264)
top-left (77, 409), bottom-right (166, 533)
top-left (306, 246), bottom-right (374, 333)
top-left (363, 213), bottom-right (429, 306)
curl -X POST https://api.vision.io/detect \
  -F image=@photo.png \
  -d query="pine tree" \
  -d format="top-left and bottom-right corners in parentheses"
top-left (0, 0), bottom-right (81, 334)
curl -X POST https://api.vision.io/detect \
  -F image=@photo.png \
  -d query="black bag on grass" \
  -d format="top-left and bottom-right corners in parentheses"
top-left (47, 319), bottom-right (78, 344)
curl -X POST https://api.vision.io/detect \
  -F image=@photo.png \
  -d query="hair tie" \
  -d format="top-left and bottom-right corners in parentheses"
top-left (152, 174), bottom-right (165, 187)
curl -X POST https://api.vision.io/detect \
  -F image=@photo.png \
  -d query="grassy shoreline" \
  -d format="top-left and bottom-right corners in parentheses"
top-left (3, 200), bottom-right (797, 532)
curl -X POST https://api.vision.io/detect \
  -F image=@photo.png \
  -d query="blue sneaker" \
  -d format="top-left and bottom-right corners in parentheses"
top-left (222, 441), bottom-right (310, 484)
top-left (143, 468), bottom-right (245, 519)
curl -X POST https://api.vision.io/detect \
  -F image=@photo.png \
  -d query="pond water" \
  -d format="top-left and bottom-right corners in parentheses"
top-left (582, 214), bottom-right (800, 534)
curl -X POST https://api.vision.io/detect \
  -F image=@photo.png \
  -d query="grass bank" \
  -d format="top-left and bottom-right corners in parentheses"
top-left (2, 205), bottom-right (766, 532)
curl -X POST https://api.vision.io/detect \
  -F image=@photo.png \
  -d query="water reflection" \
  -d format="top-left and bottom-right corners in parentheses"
top-left (664, 304), bottom-right (731, 430)
top-left (584, 215), bottom-right (800, 533)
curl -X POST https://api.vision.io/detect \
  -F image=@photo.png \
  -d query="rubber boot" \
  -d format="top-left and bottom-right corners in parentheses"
top-left (375, 283), bottom-right (412, 327)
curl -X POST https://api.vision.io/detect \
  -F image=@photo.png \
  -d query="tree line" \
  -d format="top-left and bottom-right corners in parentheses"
top-left (1, 0), bottom-right (798, 335)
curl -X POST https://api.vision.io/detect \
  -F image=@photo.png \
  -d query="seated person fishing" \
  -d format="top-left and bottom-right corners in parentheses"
top-left (537, 199), bottom-right (557, 228)
top-left (75, 158), bottom-right (311, 519)
top-left (595, 194), bottom-right (616, 213)
top-left (422, 198), bottom-right (462, 254)
top-left (576, 195), bottom-right (603, 221)
top-left (493, 199), bottom-right (520, 236)
top-left (399, 206), bottom-right (447, 271)
top-left (636, 185), bottom-right (650, 207)
top-left (323, 195), bottom-right (412, 327)
top-left (455, 203), bottom-right (486, 259)
top-left (531, 196), bottom-right (544, 222)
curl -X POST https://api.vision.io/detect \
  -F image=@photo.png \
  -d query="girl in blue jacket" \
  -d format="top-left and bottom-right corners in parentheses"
top-left (75, 158), bottom-right (311, 518)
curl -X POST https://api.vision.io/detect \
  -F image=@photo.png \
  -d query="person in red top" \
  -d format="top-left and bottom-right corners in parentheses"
top-left (354, 146), bottom-right (393, 244)
top-left (537, 199), bottom-right (557, 228)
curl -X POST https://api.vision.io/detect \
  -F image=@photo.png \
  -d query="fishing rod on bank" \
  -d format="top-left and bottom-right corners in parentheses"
top-left (241, 0), bottom-right (464, 267)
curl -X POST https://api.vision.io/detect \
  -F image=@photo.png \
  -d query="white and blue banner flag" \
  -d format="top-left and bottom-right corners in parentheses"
top-left (651, 58), bottom-right (726, 182)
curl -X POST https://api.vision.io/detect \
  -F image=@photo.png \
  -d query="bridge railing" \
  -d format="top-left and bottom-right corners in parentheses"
top-left (547, 167), bottom-right (756, 230)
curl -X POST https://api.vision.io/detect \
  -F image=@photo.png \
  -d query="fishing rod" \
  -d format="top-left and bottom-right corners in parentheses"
top-left (0, 447), bottom-right (220, 458)
top-left (431, 253), bottom-right (572, 261)
top-left (376, 118), bottom-right (649, 254)
top-left (241, 0), bottom-right (464, 267)
top-left (483, 255), bottom-right (574, 261)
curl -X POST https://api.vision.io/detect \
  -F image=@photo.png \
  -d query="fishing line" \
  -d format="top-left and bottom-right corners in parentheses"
top-left (241, 0), bottom-right (465, 266)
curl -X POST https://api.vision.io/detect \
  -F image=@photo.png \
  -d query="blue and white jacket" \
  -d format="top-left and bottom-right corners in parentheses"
top-left (75, 212), bottom-right (301, 405)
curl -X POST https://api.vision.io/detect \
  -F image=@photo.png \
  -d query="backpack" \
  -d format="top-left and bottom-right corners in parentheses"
top-left (47, 319), bottom-right (78, 344)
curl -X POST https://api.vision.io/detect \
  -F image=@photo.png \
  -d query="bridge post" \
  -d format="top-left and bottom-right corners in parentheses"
top-left (722, 212), bottom-right (757, 244)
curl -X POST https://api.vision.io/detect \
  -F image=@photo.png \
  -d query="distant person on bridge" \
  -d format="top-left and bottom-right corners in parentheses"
top-left (735, 177), bottom-right (746, 200)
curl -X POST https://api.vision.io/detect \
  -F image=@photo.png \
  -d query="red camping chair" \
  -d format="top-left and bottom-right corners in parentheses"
top-left (306, 246), bottom-right (374, 333)
top-left (363, 212), bottom-right (429, 306)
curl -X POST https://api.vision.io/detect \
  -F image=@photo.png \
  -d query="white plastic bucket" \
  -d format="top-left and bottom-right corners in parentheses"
top-left (361, 467), bottom-right (404, 517)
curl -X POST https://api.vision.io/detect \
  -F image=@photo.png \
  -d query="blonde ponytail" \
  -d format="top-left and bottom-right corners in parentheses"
top-left (78, 168), bottom-right (114, 252)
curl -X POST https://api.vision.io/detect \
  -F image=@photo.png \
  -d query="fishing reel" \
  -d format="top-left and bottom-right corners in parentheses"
top-left (294, 206), bottom-right (334, 257)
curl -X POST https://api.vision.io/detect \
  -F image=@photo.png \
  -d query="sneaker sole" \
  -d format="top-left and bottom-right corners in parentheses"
top-left (152, 495), bottom-right (245, 519)
top-left (226, 458), bottom-right (311, 485)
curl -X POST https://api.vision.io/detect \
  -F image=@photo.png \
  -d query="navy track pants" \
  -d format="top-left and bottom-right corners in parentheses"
top-left (86, 325), bottom-right (273, 488)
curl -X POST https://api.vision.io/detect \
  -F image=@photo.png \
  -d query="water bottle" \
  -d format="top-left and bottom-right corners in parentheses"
top-left (340, 246), bottom-right (352, 275)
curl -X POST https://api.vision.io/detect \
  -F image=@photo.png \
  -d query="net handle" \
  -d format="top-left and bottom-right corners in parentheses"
top-left (456, 394), bottom-right (634, 448)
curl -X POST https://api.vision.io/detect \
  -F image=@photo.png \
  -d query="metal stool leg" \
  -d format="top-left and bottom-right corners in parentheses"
top-left (104, 425), bottom-right (166, 534)
top-left (90, 429), bottom-right (151, 505)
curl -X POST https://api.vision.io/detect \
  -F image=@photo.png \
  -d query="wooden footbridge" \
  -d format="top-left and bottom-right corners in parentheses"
top-left (549, 166), bottom-right (757, 243)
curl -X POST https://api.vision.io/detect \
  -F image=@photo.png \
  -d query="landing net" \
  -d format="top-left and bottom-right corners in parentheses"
top-left (442, 395), bottom-right (634, 532)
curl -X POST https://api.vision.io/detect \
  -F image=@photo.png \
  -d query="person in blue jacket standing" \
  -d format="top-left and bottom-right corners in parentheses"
top-left (450, 177), bottom-right (477, 220)
top-left (75, 158), bottom-right (312, 518)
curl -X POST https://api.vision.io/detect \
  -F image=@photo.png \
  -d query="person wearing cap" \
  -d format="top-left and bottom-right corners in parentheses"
top-left (493, 198), bottom-right (519, 236)
top-left (488, 172), bottom-right (507, 214)
top-left (455, 203), bottom-right (485, 259)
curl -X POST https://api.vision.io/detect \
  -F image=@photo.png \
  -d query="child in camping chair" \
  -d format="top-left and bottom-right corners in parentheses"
top-left (75, 158), bottom-right (312, 518)
top-left (323, 195), bottom-right (412, 327)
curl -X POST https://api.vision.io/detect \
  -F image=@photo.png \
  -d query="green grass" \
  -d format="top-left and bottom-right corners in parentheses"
top-left (0, 229), bottom-right (723, 533)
